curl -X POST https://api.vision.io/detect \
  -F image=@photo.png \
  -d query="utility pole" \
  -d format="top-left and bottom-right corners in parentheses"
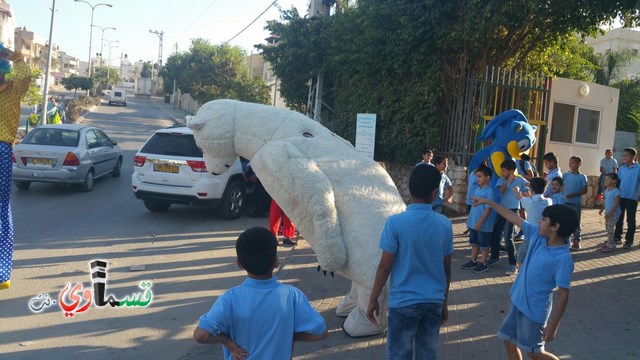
top-left (149, 30), bottom-right (164, 67)
top-left (172, 42), bottom-right (177, 109)
top-left (40, 0), bottom-right (56, 125)
top-left (310, 0), bottom-right (331, 123)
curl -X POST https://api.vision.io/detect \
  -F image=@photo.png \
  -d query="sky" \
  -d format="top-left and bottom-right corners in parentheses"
top-left (10, 0), bottom-right (311, 65)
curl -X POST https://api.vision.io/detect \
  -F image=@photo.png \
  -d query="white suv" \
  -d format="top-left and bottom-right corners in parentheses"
top-left (131, 126), bottom-right (247, 219)
top-left (108, 88), bottom-right (127, 106)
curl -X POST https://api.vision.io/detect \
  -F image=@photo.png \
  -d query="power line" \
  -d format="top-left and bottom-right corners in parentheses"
top-left (224, 0), bottom-right (278, 45)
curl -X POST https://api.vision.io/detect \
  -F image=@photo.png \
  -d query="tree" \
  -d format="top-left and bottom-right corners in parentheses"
top-left (92, 66), bottom-right (120, 86)
top-left (61, 75), bottom-right (93, 98)
top-left (590, 48), bottom-right (638, 86)
top-left (141, 62), bottom-right (152, 78)
top-left (613, 79), bottom-right (640, 132)
top-left (161, 39), bottom-right (271, 104)
top-left (260, 1), bottom-right (640, 163)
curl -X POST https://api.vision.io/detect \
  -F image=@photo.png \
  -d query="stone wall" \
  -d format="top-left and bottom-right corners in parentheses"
top-left (380, 161), bottom-right (603, 214)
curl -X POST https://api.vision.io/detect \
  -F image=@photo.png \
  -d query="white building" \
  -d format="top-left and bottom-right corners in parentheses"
top-left (545, 77), bottom-right (620, 175)
top-left (0, 0), bottom-right (15, 50)
top-left (586, 27), bottom-right (640, 81)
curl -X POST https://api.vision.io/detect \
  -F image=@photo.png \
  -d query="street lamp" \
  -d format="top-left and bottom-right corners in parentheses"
top-left (74, 0), bottom-right (113, 76)
top-left (104, 39), bottom-right (119, 85)
top-left (91, 25), bottom-right (115, 67)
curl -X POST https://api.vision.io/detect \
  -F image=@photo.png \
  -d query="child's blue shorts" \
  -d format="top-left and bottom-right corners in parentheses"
top-left (497, 304), bottom-right (545, 353)
top-left (468, 229), bottom-right (491, 250)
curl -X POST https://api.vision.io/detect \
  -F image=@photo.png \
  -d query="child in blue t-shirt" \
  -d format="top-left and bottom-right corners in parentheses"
top-left (563, 156), bottom-right (588, 250)
top-left (600, 173), bottom-right (621, 252)
top-left (543, 152), bottom-right (562, 197)
top-left (367, 164), bottom-right (453, 360)
top-left (461, 164), bottom-right (495, 273)
top-left (431, 155), bottom-right (453, 213)
top-left (472, 197), bottom-right (578, 359)
top-left (194, 227), bottom-right (327, 359)
top-left (615, 147), bottom-right (640, 249)
top-left (463, 169), bottom-right (480, 235)
top-left (490, 160), bottom-right (529, 276)
top-left (548, 177), bottom-right (565, 205)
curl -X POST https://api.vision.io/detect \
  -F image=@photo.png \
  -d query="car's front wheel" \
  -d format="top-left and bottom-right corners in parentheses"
top-left (218, 180), bottom-right (245, 220)
top-left (14, 180), bottom-right (31, 190)
top-left (77, 169), bottom-right (94, 192)
top-left (144, 200), bottom-right (171, 212)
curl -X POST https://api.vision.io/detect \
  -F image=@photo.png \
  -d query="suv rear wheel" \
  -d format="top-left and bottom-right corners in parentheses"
top-left (144, 200), bottom-right (171, 212)
top-left (217, 180), bottom-right (245, 220)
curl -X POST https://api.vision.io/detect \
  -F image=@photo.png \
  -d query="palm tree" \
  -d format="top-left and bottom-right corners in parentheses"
top-left (590, 48), bottom-right (637, 86)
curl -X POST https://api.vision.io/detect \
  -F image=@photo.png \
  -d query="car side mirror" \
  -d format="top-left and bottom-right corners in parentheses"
top-left (111, 141), bottom-right (118, 146)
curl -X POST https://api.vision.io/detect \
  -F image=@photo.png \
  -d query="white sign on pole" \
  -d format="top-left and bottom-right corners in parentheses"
top-left (355, 113), bottom-right (376, 159)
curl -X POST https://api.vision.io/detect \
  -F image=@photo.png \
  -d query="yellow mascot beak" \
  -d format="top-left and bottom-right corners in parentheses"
top-left (507, 141), bottom-right (522, 159)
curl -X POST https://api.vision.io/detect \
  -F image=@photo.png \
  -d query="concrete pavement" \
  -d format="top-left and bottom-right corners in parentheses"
top-left (182, 209), bottom-right (639, 360)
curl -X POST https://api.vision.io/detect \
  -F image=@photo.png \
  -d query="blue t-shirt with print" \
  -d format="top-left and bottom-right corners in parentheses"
top-left (467, 185), bottom-right (495, 232)
top-left (432, 173), bottom-right (452, 206)
top-left (562, 172), bottom-right (588, 205)
top-left (496, 176), bottom-right (529, 209)
top-left (510, 221), bottom-right (573, 324)
top-left (197, 277), bottom-right (326, 360)
top-left (618, 162), bottom-right (640, 200)
top-left (604, 188), bottom-right (621, 218)
top-left (544, 167), bottom-right (562, 197)
top-left (379, 203), bottom-right (454, 308)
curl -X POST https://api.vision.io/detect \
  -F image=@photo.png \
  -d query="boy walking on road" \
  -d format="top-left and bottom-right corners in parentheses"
top-left (473, 197), bottom-right (578, 360)
top-left (367, 164), bottom-right (453, 360)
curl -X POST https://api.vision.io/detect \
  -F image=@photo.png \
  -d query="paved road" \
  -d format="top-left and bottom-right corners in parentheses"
top-left (1, 97), bottom-right (639, 360)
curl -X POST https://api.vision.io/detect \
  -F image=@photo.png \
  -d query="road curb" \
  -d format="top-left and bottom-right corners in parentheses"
top-left (76, 105), bottom-right (97, 124)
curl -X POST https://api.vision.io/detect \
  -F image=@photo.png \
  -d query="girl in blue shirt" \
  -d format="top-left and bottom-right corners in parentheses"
top-left (600, 173), bottom-right (621, 252)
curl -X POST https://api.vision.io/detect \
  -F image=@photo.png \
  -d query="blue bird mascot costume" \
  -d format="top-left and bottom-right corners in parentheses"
top-left (468, 109), bottom-right (537, 192)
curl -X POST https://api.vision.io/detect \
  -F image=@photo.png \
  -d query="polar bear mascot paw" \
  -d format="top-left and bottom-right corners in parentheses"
top-left (187, 99), bottom-right (406, 337)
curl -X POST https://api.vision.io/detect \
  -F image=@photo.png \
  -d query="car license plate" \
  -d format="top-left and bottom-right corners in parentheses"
top-left (154, 164), bottom-right (179, 173)
top-left (29, 157), bottom-right (53, 166)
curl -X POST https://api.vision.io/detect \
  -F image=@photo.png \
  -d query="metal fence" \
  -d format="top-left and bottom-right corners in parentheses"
top-left (441, 67), bottom-right (551, 167)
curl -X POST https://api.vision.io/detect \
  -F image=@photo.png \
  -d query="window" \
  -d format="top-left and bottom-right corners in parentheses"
top-left (85, 130), bottom-right (99, 149)
top-left (550, 102), bottom-right (601, 146)
top-left (575, 108), bottom-right (599, 144)
top-left (550, 103), bottom-right (575, 143)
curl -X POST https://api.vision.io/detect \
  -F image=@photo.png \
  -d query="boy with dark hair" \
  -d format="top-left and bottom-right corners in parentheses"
top-left (417, 149), bottom-right (434, 166)
top-left (490, 160), bottom-right (529, 275)
top-left (473, 197), bottom-right (578, 359)
top-left (194, 227), bottom-right (327, 358)
top-left (543, 152), bottom-right (562, 197)
top-left (563, 156), bottom-right (588, 250)
top-left (512, 177), bottom-right (552, 266)
top-left (431, 155), bottom-right (452, 213)
top-left (548, 177), bottom-right (565, 205)
top-left (461, 164), bottom-right (495, 273)
top-left (367, 164), bottom-right (453, 360)
top-left (615, 147), bottom-right (640, 249)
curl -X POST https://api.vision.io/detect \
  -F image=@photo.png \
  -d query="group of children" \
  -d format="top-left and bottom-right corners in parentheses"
top-left (463, 148), bottom-right (640, 281)
top-left (190, 148), bottom-right (638, 360)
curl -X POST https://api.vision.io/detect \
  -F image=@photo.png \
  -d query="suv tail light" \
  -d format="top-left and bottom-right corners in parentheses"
top-left (187, 160), bottom-right (207, 172)
top-left (134, 155), bottom-right (147, 167)
top-left (63, 152), bottom-right (80, 166)
top-left (11, 153), bottom-right (16, 163)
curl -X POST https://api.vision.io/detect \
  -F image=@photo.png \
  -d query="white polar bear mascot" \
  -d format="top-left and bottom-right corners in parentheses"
top-left (187, 99), bottom-right (406, 337)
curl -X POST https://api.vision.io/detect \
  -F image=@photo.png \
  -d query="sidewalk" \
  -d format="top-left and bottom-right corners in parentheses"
top-left (185, 208), bottom-right (640, 359)
top-left (148, 96), bottom-right (187, 125)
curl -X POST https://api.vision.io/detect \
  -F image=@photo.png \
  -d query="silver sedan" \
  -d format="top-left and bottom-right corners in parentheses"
top-left (12, 124), bottom-right (123, 192)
